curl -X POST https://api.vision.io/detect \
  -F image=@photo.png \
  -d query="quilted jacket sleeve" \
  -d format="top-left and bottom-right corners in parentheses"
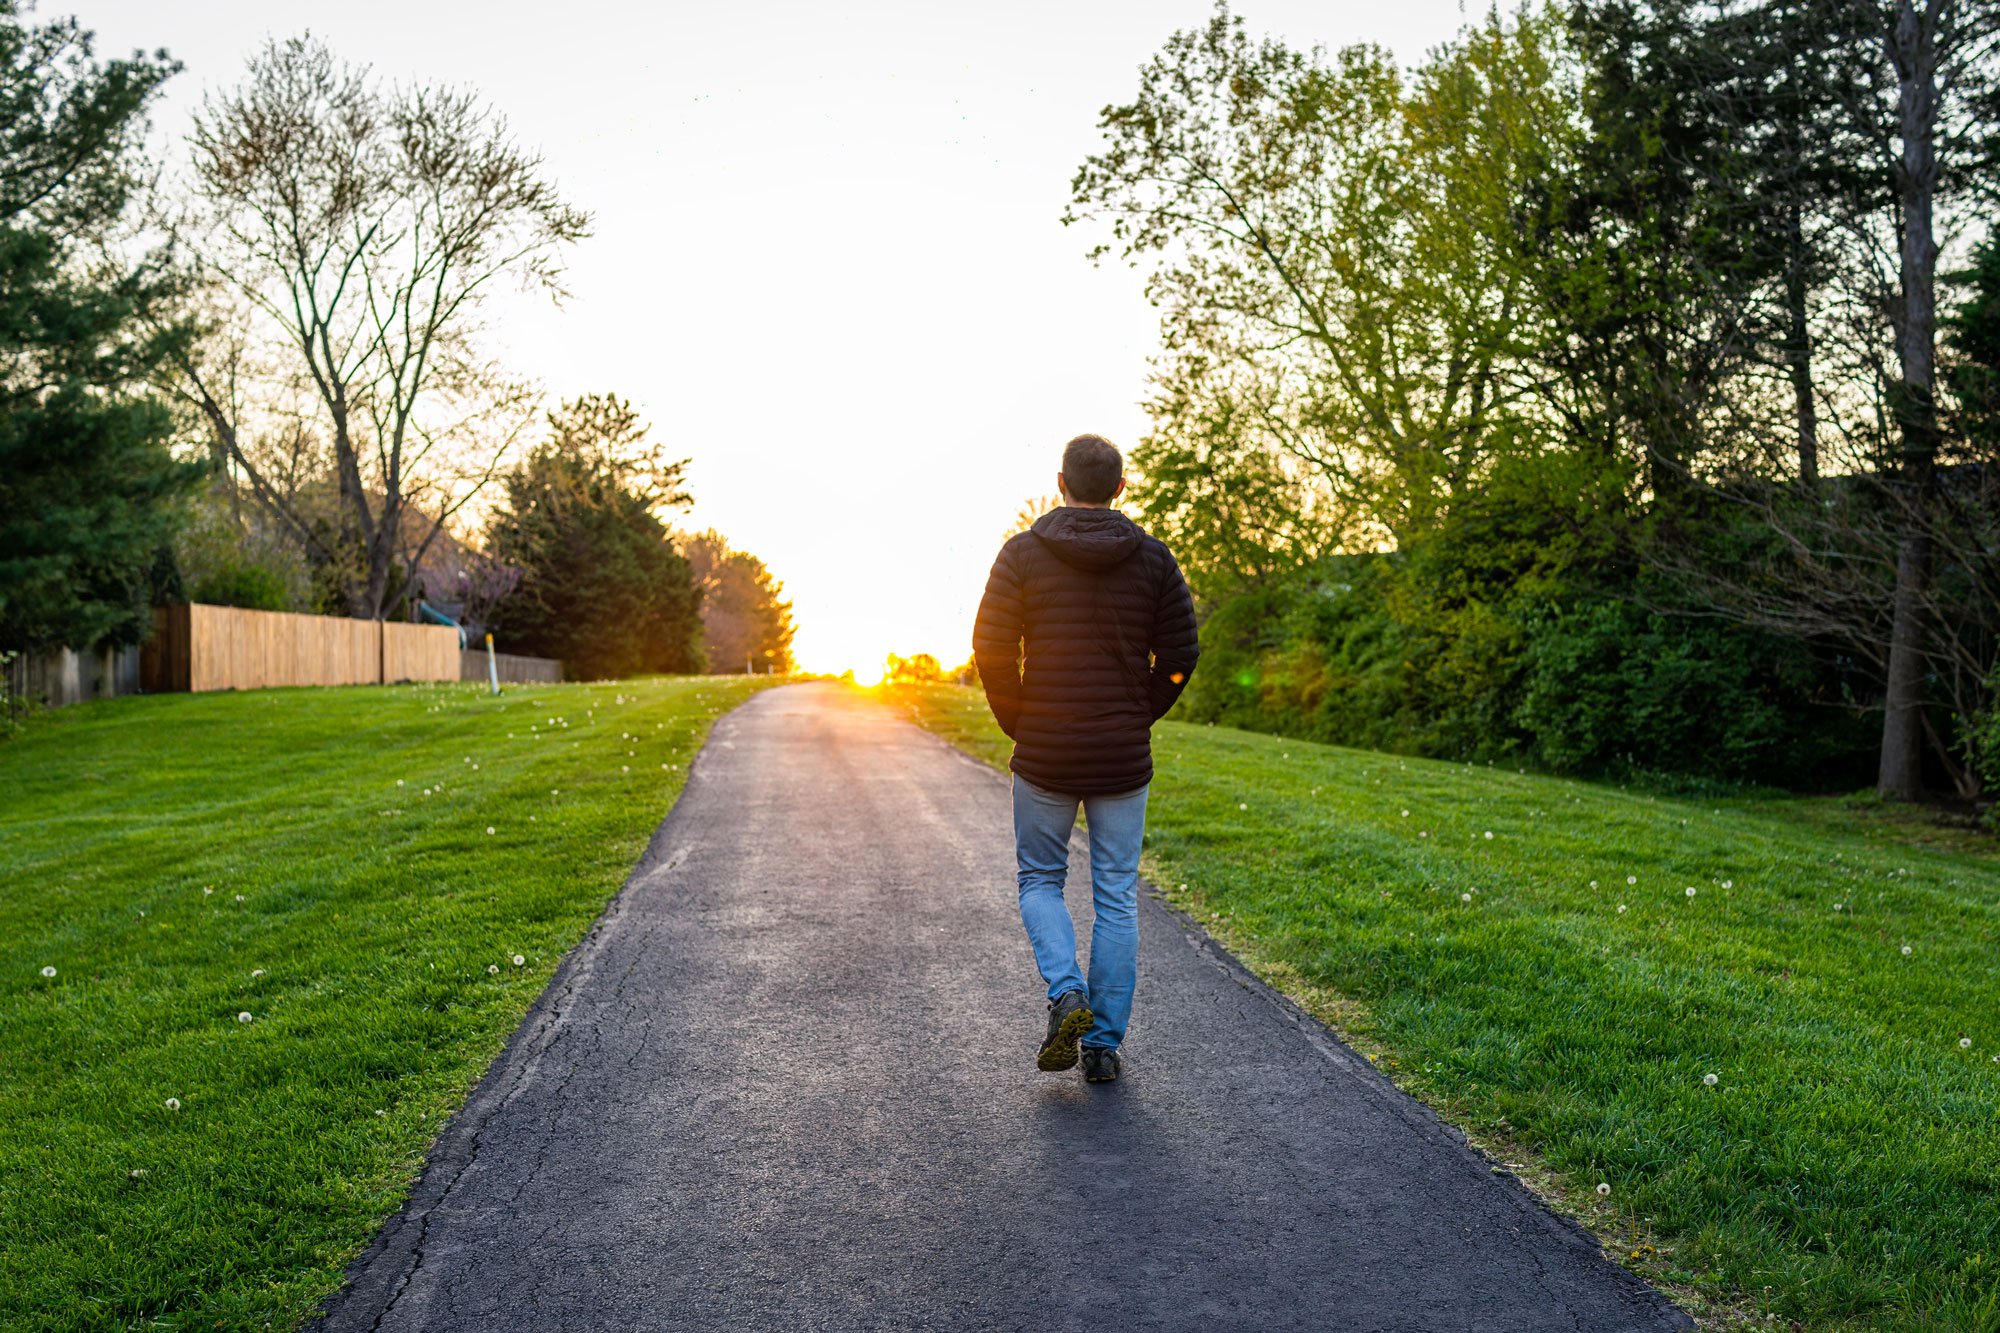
top-left (972, 540), bottom-right (1026, 739)
top-left (1146, 544), bottom-right (1200, 722)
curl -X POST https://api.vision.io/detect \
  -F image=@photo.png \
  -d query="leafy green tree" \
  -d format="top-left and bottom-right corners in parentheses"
top-left (1068, 6), bottom-right (1582, 584)
top-left (682, 530), bottom-right (795, 674)
top-left (0, 4), bottom-right (203, 653)
top-left (483, 396), bottom-right (702, 679)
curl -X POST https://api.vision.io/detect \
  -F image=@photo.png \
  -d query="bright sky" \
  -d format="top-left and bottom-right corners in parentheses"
top-left (71, 0), bottom-right (1475, 675)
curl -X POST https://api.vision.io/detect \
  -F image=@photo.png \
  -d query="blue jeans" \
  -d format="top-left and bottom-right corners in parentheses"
top-left (1012, 775), bottom-right (1149, 1052)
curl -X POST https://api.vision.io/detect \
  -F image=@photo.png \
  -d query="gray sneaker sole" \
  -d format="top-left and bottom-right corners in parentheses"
top-left (1036, 1004), bottom-right (1094, 1072)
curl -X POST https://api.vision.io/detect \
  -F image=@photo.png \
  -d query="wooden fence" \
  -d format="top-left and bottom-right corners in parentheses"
top-left (461, 650), bottom-right (563, 685)
top-left (4, 644), bottom-right (142, 707)
top-left (142, 604), bottom-right (461, 693)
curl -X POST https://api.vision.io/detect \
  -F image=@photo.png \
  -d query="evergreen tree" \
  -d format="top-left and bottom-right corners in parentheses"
top-left (682, 530), bottom-right (795, 674)
top-left (483, 396), bottom-right (702, 679)
top-left (0, 4), bottom-right (202, 653)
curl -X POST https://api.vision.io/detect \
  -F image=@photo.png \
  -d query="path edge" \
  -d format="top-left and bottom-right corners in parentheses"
top-left (306, 688), bottom-right (777, 1332)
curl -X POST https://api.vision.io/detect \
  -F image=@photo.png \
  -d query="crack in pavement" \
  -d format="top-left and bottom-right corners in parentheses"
top-left (314, 682), bottom-right (1693, 1333)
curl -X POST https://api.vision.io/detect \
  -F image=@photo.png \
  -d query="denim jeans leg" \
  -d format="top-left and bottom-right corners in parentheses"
top-left (1013, 775), bottom-right (1085, 1002)
top-left (1080, 783), bottom-right (1148, 1050)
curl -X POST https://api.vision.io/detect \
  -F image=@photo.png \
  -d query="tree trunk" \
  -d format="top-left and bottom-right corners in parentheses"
top-left (1784, 201), bottom-right (1819, 486)
top-left (1879, 526), bottom-right (1931, 796)
top-left (1877, 0), bottom-right (1941, 800)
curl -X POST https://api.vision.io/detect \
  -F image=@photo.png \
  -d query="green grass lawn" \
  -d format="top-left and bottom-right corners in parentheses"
top-left (0, 675), bottom-right (776, 1332)
top-left (883, 681), bottom-right (2000, 1332)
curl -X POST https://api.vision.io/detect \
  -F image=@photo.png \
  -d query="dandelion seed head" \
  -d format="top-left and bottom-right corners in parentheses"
top-left (1595, 1182), bottom-right (1611, 1196)
top-left (487, 963), bottom-right (499, 974)
top-left (236, 1011), bottom-right (253, 1024)
top-left (1483, 831), bottom-right (1493, 839)
top-left (40, 965), bottom-right (56, 978)
top-left (165, 1098), bottom-right (180, 1111)
top-left (1626, 875), bottom-right (1637, 885)
top-left (1685, 887), bottom-right (1697, 898)
top-left (250, 968), bottom-right (264, 978)
top-left (1617, 904), bottom-right (1627, 913)
top-left (1461, 892), bottom-right (1472, 902)
top-left (1959, 1037), bottom-right (1972, 1049)
top-left (1901, 944), bottom-right (1913, 956)
top-left (1703, 1073), bottom-right (1718, 1086)
top-left (512, 954), bottom-right (525, 966)
top-left (486, 826), bottom-right (496, 835)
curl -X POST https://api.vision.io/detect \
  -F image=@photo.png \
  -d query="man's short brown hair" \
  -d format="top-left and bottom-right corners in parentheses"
top-left (1061, 434), bottom-right (1122, 504)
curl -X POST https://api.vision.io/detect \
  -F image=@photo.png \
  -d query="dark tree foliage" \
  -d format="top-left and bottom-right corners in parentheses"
top-left (483, 396), bottom-right (702, 680)
top-left (1548, 0), bottom-right (1775, 492)
top-left (1946, 239), bottom-right (2000, 452)
top-left (0, 4), bottom-right (203, 653)
top-left (1944, 240), bottom-right (2000, 794)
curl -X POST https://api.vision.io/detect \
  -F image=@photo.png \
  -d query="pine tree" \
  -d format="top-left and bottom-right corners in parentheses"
top-left (0, 4), bottom-right (202, 653)
top-left (483, 397), bottom-right (703, 680)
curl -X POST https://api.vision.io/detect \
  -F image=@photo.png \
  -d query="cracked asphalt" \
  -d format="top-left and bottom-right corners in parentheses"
top-left (314, 682), bottom-right (1692, 1332)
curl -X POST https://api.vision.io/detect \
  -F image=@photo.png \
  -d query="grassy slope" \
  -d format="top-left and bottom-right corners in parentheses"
top-left (0, 675), bottom-right (775, 1332)
top-left (884, 682), bottom-right (2000, 1332)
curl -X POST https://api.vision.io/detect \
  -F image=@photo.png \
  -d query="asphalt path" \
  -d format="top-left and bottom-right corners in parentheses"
top-left (316, 682), bottom-right (1692, 1332)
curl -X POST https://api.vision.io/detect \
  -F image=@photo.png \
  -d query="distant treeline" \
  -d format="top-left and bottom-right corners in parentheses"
top-left (1071, 2), bottom-right (2000, 800)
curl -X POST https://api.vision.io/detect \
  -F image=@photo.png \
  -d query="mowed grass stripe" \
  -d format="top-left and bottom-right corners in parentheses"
top-left (0, 676), bottom-right (774, 1332)
top-left (885, 682), bottom-right (2000, 1332)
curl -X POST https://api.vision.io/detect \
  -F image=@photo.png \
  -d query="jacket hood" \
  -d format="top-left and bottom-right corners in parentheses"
top-left (1029, 506), bottom-right (1144, 571)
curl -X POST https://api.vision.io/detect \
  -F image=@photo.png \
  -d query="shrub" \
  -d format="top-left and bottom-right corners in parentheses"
top-left (188, 560), bottom-right (294, 612)
top-left (1514, 600), bottom-right (1874, 784)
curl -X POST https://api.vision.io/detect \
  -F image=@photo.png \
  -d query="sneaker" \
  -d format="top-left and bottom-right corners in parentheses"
top-left (1082, 1047), bottom-right (1120, 1083)
top-left (1037, 989), bottom-right (1094, 1071)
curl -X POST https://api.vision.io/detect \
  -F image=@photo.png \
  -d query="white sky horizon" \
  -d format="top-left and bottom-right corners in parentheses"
top-left (70, 0), bottom-right (1478, 675)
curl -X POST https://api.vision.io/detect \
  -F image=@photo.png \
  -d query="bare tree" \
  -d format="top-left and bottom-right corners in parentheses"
top-left (172, 35), bottom-right (589, 618)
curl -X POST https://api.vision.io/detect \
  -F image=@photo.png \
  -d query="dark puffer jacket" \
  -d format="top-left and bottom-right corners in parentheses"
top-left (972, 507), bottom-right (1199, 795)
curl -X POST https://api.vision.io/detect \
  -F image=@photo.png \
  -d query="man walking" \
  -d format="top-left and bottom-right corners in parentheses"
top-left (972, 434), bottom-right (1199, 1083)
